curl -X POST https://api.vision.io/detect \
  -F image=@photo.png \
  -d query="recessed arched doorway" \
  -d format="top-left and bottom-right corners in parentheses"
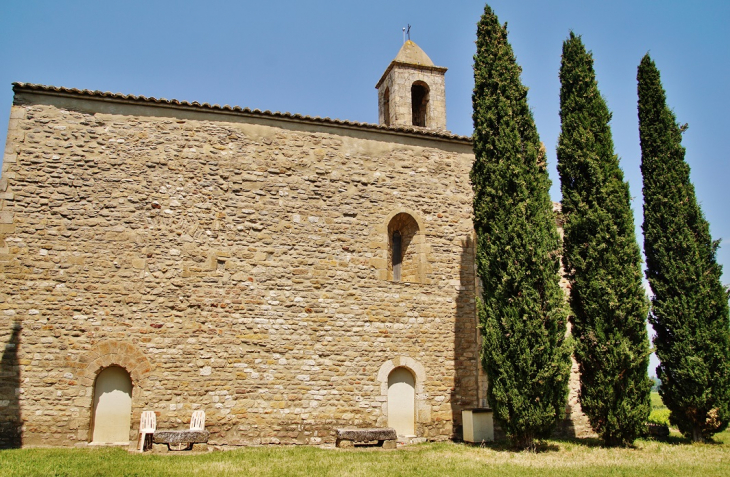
top-left (388, 367), bottom-right (416, 436)
top-left (91, 366), bottom-right (133, 444)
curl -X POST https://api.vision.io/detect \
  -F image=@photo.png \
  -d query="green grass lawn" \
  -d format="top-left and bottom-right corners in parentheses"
top-left (2, 395), bottom-right (725, 477)
top-left (2, 433), bottom-right (730, 477)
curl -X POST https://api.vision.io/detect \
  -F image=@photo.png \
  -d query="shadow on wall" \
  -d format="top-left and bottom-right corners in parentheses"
top-left (0, 321), bottom-right (22, 448)
top-left (450, 234), bottom-right (479, 440)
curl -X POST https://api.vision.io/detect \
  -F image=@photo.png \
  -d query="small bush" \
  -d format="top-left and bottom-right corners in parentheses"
top-left (649, 409), bottom-right (671, 426)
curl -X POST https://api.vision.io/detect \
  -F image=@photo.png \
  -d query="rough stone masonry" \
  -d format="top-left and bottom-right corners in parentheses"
top-left (0, 40), bottom-right (593, 448)
top-left (0, 82), bottom-right (485, 447)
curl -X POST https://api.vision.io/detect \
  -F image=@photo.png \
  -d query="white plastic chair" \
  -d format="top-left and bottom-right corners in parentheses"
top-left (137, 411), bottom-right (156, 452)
top-left (190, 410), bottom-right (205, 431)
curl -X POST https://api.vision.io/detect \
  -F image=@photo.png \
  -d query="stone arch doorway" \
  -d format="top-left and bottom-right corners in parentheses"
top-left (388, 367), bottom-right (416, 437)
top-left (91, 366), bottom-right (133, 444)
top-left (377, 357), bottom-right (427, 436)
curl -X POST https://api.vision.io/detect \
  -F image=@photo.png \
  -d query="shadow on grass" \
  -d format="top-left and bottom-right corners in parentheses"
top-left (640, 427), bottom-right (726, 446)
top-left (658, 434), bottom-right (692, 445)
top-left (660, 432), bottom-right (730, 446)
top-left (548, 432), bottom-right (728, 448)
top-left (460, 439), bottom-right (562, 453)
top-left (462, 433), bottom-right (689, 452)
top-left (549, 436), bottom-right (604, 448)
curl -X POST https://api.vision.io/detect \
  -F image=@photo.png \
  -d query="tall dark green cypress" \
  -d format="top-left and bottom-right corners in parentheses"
top-left (557, 33), bottom-right (651, 446)
top-left (471, 4), bottom-right (572, 449)
top-left (638, 54), bottom-right (730, 442)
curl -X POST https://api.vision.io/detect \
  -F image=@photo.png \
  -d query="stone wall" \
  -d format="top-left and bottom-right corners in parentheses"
top-left (0, 89), bottom-right (480, 447)
top-left (554, 204), bottom-right (596, 439)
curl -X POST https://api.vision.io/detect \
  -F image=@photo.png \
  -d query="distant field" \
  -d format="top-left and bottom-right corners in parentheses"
top-left (2, 431), bottom-right (729, 477)
top-left (649, 391), bottom-right (671, 425)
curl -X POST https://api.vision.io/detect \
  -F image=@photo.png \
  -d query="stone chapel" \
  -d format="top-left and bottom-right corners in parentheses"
top-left (0, 40), bottom-right (588, 448)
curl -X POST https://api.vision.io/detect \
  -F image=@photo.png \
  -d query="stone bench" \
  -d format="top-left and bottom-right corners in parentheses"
top-left (645, 423), bottom-right (670, 438)
top-left (153, 430), bottom-right (210, 451)
top-left (335, 427), bottom-right (397, 449)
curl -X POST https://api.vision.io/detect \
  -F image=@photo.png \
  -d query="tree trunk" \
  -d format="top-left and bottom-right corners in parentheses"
top-left (692, 425), bottom-right (704, 443)
top-left (515, 433), bottom-right (536, 451)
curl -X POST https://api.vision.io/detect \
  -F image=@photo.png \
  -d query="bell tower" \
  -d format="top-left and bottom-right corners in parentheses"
top-left (375, 40), bottom-right (448, 131)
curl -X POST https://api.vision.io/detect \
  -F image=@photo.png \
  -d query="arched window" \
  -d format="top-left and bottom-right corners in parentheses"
top-left (411, 82), bottom-right (429, 127)
top-left (383, 87), bottom-right (391, 126)
top-left (388, 212), bottom-right (422, 283)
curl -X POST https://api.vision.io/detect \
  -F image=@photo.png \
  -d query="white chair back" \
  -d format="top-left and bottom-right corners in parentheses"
top-left (138, 411), bottom-right (157, 451)
top-left (190, 410), bottom-right (205, 431)
top-left (140, 411), bottom-right (156, 432)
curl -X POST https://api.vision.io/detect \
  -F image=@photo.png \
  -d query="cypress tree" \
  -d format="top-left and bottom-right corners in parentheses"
top-left (638, 54), bottom-right (730, 442)
top-left (471, 4), bottom-right (572, 449)
top-left (557, 33), bottom-right (651, 446)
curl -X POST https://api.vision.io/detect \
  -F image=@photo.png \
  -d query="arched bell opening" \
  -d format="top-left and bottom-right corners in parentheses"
top-left (383, 87), bottom-right (391, 126)
top-left (411, 81), bottom-right (430, 127)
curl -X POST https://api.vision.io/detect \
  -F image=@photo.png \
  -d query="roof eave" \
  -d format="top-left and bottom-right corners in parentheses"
top-left (374, 62), bottom-right (448, 89)
top-left (11, 82), bottom-right (471, 145)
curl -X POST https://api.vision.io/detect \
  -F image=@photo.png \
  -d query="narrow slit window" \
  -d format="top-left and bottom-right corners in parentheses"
top-left (392, 230), bottom-right (402, 282)
top-left (383, 87), bottom-right (391, 126)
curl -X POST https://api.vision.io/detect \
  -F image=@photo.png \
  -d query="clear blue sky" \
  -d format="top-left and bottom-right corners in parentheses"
top-left (1, 1), bottom-right (728, 373)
